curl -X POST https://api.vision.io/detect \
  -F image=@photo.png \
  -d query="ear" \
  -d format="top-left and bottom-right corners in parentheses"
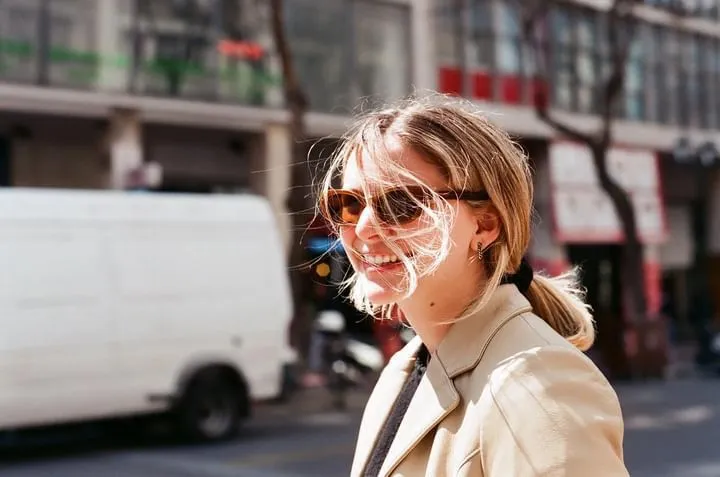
top-left (472, 206), bottom-right (501, 252)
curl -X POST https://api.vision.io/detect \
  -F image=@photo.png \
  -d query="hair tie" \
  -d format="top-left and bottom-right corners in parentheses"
top-left (501, 257), bottom-right (534, 294)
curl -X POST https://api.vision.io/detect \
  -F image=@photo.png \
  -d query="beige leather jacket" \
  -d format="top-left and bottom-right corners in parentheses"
top-left (351, 285), bottom-right (629, 477)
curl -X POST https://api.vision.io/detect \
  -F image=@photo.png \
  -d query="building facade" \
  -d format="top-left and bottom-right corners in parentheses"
top-left (431, 0), bottom-right (720, 375)
top-left (3, 0), bottom-right (720, 374)
top-left (0, 0), bottom-right (425, 247)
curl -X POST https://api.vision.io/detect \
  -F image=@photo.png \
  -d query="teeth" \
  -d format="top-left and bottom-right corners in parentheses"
top-left (365, 254), bottom-right (399, 265)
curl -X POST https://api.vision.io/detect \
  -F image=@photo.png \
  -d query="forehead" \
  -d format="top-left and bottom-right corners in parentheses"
top-left (341, 134), bottom-right (446, 191)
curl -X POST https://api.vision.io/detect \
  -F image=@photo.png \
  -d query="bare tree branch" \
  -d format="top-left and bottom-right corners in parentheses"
top-left (520, 0), bottom-right (657, 378)
top-left (538, 107), bottom-right (595, 145)
top-left (269, 0), bottom-right (314, 360)
top-left (270, 0), bottom-right (308, 112)
top-left (599, 0), bottom-right (639, 147)
top-left (520, 0), bottom-right (595, 145)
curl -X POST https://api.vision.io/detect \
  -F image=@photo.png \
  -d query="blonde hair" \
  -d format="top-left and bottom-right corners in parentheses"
top-left (318, 95), bottom-right (594, 351)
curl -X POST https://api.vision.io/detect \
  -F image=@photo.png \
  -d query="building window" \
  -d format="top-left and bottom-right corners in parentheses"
top-left (285, 0), bottom-right (410, 113)
top-left (0, 3), bottom-right (41, 83)
top-left (624, 24), bottom-right (646, 121)
top-left (48, 0), bottom-right (98, 88)
top-left (284, 0), bottom-right (353, 112)
top-left (643, 24), bottom-right (660, 123)
top-left (576, 8), bottom-right (599, 115)
top-left (550, 6), bottom-right (574, 111)
top-left (698, 36), bottom-right (715, 129)
top-left (469, 0), bottom-right (495, 71)
top-left (495, 0), bottom-right (526, 104)
top-left (657, 28), bottom-right (680, 125)
top-left (677, 32), bottom-right (698, 127)
top-left (354, 2), bottom-right (411, 107)
top-left (466, 0), bottom-right (494, 100)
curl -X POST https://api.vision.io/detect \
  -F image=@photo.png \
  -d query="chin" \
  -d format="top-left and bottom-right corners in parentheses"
top-left (362, 277), bottom-right (407, 306)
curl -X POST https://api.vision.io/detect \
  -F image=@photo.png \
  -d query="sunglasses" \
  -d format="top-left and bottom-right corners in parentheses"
top-left (320, 186), bottom-right (490, 226)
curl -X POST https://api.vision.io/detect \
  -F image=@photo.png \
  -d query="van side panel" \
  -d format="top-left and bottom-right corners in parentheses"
top-left (0, 222), bottom-right (117, 427)
top-left (107, 209), bottom-right (290, 410)
top-left (0, 191), bottom-right (292, 429)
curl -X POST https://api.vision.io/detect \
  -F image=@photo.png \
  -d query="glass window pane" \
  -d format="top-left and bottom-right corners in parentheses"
top-left (0, 0), bottom-right (41, 83)
top-left (435, 0), bottom-right (459, 65)
top-left (576, 11), bottom-right (595, 48)
top-left (551, 7), bottom-right (572, 45)
top-left (553, 49), bottom-right (573, 110)
top-left (354, 2), bottom-right (411, 105)
top-left (496, 1), bottom-right (520, 74)
top-left (48, 0), bottom-right (100, 89)
top-left (469, 0), bottom-right (493, 70)
top-left (285, 0), bottom-right (353, 112)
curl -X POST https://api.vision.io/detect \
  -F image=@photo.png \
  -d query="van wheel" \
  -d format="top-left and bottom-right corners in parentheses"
top-left (176, 369), bottom-right (244, 442)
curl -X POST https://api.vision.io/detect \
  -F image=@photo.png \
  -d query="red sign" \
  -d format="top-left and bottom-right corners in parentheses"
top-left (217, 39), bottom-right (264, 61)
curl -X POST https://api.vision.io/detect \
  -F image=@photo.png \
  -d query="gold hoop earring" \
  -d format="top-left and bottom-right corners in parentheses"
top-left (476, 243), bottom-right (484, 262)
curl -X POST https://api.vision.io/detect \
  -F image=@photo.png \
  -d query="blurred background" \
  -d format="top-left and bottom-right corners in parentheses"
top-left (0, 0), bottom-right (719, 476)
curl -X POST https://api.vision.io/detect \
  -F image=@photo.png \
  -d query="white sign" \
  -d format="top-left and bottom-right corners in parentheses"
top-left (549, 141), bottom-right (666, 244)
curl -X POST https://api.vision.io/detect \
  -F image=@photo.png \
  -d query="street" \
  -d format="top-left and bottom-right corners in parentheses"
top-left (1, 378), bottom-right (720, 477)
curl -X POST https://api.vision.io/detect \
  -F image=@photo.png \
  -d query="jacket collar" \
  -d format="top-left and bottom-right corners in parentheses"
top-left (356, 285), bottom-right (533, 477)
top-left (434, 284), bottom-right (533, 378)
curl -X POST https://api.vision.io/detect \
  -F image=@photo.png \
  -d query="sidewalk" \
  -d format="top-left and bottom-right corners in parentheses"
top-left (618, 377), bottom-right (720, 476)
top-left (255, 384), bottom-right (371, 424)
top-left (257, 371), bottom-right (720, 475)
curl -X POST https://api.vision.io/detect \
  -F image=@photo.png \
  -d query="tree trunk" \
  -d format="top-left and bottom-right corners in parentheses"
top-left (521, 0), bottom-right (669, 379)
top-left (269, 0), bottom-right (314, 361)
top-left (591, 145), bottom-right (648, 378)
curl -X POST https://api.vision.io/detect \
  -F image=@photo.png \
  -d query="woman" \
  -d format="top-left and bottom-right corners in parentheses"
top-left (317, 96), bottom-right (629, 477)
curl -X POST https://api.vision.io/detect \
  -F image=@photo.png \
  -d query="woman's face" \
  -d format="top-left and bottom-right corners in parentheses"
top-left (339, 135), bottom-right (484, 307)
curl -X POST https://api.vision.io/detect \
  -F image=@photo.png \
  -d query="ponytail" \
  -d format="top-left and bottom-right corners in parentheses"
top-left (524, 269), bottom-right (595, 351)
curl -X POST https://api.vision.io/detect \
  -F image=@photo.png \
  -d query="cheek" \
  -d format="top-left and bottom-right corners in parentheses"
top-left (338, 227), bottom-right (359, 265)
top-left (450, 212), bottom-right (477, 255)
top-left (338, 226), bottom-right (354, 245)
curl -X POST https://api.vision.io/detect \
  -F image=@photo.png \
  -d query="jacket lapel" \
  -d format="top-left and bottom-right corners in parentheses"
top-left (353, 286), bottom-right (533, 476)
top-left (351, 338), bottom-right (420, 477)
top-left (378, 351), bottom-right (460, 477)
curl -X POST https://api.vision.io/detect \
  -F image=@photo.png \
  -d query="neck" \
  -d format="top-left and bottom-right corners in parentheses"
top-left (399, 286), bottom-right (476, 354)
top-left (398, 262), bottom-right (488, 353)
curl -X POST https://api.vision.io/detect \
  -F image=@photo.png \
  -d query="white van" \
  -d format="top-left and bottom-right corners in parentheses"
top-left (0, 189), bottom-right (293, 441)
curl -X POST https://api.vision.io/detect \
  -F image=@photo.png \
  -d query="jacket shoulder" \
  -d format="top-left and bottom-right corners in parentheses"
top-left (475, 343), bottom-right (628, 476)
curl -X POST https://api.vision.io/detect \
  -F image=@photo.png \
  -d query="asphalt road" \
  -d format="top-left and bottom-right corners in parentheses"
top-left (0, 406), bottom-right (362, 477)
top-left (2, 378), bottom-right (720, 476)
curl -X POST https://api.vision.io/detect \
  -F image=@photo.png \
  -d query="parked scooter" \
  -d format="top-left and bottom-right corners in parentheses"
top-left (315, 310), bottom-right (384, 410)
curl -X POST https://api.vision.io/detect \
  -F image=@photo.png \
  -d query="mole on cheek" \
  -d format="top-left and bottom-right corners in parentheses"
top-left (430, 302), bottom-right (435, 307)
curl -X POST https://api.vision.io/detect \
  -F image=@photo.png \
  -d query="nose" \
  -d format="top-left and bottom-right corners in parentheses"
top-left (354, 205), bottom-right (385, 243)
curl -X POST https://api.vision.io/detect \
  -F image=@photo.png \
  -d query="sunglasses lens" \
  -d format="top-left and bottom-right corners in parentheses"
top-left (377, 189), bottom-right (422, 224)
top-left (326, 191), bottom-right (363, 224)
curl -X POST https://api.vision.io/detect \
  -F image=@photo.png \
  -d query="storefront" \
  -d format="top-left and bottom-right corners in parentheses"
top-left (658, 139), bottom-right (720, 359)
top-left (533, 140), bottom-right (668, 378)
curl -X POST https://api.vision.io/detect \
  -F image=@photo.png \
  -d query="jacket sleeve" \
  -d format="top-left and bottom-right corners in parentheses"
top-left (480, 346), bottom-right (630, 477)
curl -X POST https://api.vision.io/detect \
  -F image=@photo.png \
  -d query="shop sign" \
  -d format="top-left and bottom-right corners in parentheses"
top-left (548, 141), bottom-right (667, 245)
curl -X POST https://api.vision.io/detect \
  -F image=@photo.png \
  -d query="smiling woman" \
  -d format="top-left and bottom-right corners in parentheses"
top-left (317, 95), bottom-right (630, 477)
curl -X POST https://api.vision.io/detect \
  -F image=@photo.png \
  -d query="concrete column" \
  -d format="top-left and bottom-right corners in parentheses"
top-left (107, 108), bottom-right (143, 190)
top-left (411, 0), bottom-right (438, 92)
top-left (253, 123), bottom-right (292, 252)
